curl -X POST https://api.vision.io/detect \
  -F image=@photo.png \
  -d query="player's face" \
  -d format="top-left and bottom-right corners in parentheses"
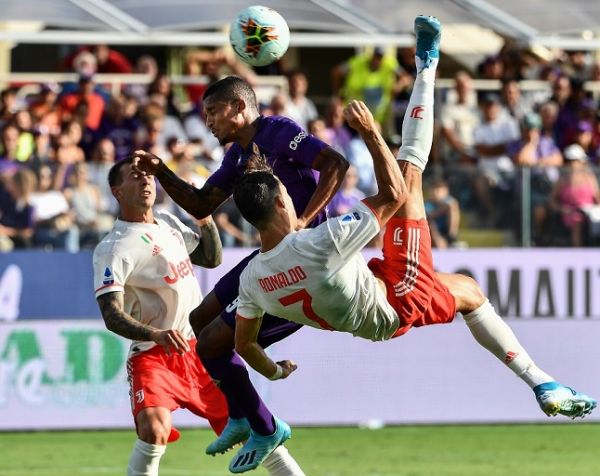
top-left (203, 97), bottom-right (241, 145)
top-left (114, 164), bottom-right (156, 209)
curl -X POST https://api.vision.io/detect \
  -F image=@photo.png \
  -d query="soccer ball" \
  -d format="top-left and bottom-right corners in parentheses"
top-left (229, 5), bottom-right (290, 67)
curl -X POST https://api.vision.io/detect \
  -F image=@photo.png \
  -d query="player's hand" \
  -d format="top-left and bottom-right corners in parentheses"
top-left (151, 329), bottom-right (191, 355)
top-left (343, 100), bottom-right (376, 133)
top-left (277, 360), bottom-right (297, 379)
top-left (131, 150), bottom-right (164, 176)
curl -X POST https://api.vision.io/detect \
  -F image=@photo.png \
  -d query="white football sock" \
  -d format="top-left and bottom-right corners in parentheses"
top-left (463, 299), bottom-right (554, 389)
top-left (127, 439), bottom-right (166, 476)
top-left (262, 445), bottom-right (306, 476)
top-left (397, 58), bottom-right (438, 171)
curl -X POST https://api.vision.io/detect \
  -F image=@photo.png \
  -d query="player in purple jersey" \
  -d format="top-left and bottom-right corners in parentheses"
top-left (133, 76), bottom-right (347, 473)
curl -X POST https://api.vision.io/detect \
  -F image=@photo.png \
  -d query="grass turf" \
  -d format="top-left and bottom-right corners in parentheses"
top-left (0, 424), bottom-right (598, 476)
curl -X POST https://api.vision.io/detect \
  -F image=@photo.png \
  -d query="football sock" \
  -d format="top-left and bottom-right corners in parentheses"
top-left (202, 351), bottom-right (276, 435)
top-left (263, 446), bottom-right (306, 476)
top-left (462, 299), bottom-right (554, 389)
top-left (127, 439), bottom-right (166, 476)
top-left (397, 58), bottom-right (438, 171)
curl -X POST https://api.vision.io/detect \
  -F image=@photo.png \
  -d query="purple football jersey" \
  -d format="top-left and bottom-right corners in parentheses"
top-left (207, 115), bottom-right (328, 226)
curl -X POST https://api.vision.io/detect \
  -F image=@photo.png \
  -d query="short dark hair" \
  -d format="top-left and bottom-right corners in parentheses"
top-left (108, 157), bottom-right (133, 187)
top-left (233, 147), bottom-right (278, 228)
top-left (203, 76), bottom-right (258, 111)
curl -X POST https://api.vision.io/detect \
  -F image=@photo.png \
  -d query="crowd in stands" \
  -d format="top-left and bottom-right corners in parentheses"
top-left (0, 42), bottom-right (599, 252)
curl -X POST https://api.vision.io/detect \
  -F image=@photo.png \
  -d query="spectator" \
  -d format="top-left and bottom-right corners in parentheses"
top-left (0, 88), bottom-right (18, 126)
top-left (125, 55), bottom-right (159, 105)
top-left (440, 71), bottom-right (479, 164)
top-left (282, 70), bottom-right (318, 129)
top-left (88, 138), bottom-right (118, 216)
top-left (64, 162), bottom-right (113, 248)
top-left (59, 74), bottom-right (105, 130)
top-left (90, 44), bottom-right (133, 74)
top-left (98, 95), bottom-right (141, 161)
top-left (184, 48), bottom-right (256, 105)
top-left (425, 177), bottom-right (460, 248)
top-left (332, 47), bottom-right (402, 126)
top-left (572, 120), bottom-right (595, 159)
top-left (214, 197), bottom-right (258, 247)
top-left (30, 164), bottom-right (79, 252)
top-left (142, 95), bottom-right (186, 151)
top-left (329, 165), bottom-right (366, 217)
top-left (0, 123), bottom-right (21, 166)
top-left (473, 93), bottom-right (520, 226)
top-left (0, 167), bottom-right (36, 248)
top-left (500, 79), bottom-right (533, 121)
top-left (324, 97), bottom-right (352, 155)
top-left (28, 83), bottom-right (61, 135)
top-left (550, 144), bottom-right (600, 246)
top-left (30, 126), bottom-right (53, 167)
top-left (511, 112), bottom-right (563, 241)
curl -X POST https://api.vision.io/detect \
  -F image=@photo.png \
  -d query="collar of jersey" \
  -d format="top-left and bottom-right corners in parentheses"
top-left (257, 232), bottom-right (295, 259)
top-left (115, 218), bottom-right (160, 230)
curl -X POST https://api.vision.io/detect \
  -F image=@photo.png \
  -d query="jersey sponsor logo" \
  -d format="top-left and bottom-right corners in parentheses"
top-left (410, 105), bottom-right (425, 119)
top-left (258, 266), bottom-right (307, 293)
top-left (135, 389), bottom-right (144, 403)
top-left (102, 267), bottom-right (114, 286)
top-left (288, 131), bottom-right (307, 150)
top-left (339, 212), bottom-right (361, 224)
top-left (393, 227), bottom-right (403, 246)
top-left (163, 258), bottom-right (194, 285)
top-left (225, 297), bottom-right (240, 313)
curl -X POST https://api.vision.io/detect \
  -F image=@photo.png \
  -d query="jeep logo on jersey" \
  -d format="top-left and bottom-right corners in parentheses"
top-left (163, 258), bottom-right (194, 284)
top-left (289, 131), bottom-right (307, 150)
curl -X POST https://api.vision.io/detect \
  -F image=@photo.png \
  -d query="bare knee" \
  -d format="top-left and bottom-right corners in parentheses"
top-left (436, 272), bottom-right (485, 314)
top-left (136, 408), bottom-right (171, 445)
top-left (196, 319), bottom-right (235, 360)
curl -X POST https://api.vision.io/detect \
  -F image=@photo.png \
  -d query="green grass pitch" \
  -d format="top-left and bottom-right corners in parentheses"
top-left (1, 424), bottom-right (598, 476)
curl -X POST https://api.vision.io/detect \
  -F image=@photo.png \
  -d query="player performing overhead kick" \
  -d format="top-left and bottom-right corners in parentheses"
top-left (132, 75), bottom-right (347, 473)
top-left (231, 15), bottom-right (597, 466)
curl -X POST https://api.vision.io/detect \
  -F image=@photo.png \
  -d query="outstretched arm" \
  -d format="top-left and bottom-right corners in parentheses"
top-left (97, 292), bottom-right (190, 354)
top-left (235, 314), bottom-right (297, 380)
top-left (132, 150), bottom-right (227, 219)
top-left (296, 146), bottom-right (348, 230)
top-left (344, 100), bottom-right (407, 225)
top-left (189, 216), bottom-right (222, 268)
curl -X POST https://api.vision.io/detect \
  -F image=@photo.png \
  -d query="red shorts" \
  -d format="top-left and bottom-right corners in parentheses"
top-left (127, 339), bottom-right (228, 439)
top-left (368, 217), bottom-right (456, 337)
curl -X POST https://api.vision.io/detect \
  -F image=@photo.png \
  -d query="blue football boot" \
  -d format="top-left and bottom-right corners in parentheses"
top-left (414, 15), bottom-right (441, 70)
top-left (229, 417), bottom-right (291, 473)
top-left (206, 417), bottom-right (251, 456)
top-left (534, 381), bottom-right (597, 419)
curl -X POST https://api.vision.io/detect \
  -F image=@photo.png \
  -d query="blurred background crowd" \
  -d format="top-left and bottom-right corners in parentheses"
top-left (1, 41), bottom-right (599, 253)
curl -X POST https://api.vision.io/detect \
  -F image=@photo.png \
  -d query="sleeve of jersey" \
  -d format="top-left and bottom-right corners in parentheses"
top-left (236, 271), bottom-right (265, 320)
top-left (93, 249), bottom-right (132, 298)
top-left (206, 147), bottom-right (238, 195)
top-left (325, 201), bottom-right (381, 260)
top-left (157, 211), bottom-right (200, 254)
top-left (273, 118), bottom-right (328, 168)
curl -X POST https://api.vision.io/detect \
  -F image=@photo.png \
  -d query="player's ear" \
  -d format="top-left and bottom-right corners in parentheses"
top-left (236, 98), bottom-right (246, 114)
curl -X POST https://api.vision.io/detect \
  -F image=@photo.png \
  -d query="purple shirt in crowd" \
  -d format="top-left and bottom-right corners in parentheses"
top-left (207, 115), bottom-right (329, 226)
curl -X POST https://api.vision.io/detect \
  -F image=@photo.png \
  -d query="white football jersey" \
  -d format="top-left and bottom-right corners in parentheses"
top-left (237, 202), bottom-right (399, 341)
top-left (93, 210), bottom-right (201, 355)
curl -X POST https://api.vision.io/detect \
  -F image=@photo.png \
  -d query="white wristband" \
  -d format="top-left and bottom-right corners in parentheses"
top-left (269, 364), bottom-right (283, 381)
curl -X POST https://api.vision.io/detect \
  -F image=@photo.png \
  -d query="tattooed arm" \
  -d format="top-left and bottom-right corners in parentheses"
top-left (132, 150), bottom-right (227, 219)
top-left (189, 216), bottom-right (223, 268)
top-left (97, 292), bottom-right (190, 354)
